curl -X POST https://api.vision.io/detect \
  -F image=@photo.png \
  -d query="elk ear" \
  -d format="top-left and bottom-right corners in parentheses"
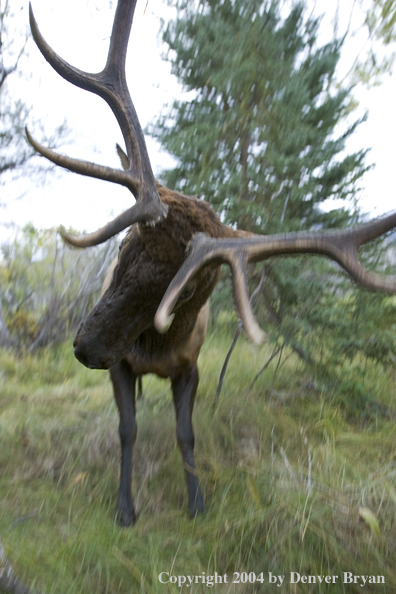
top-left (116, 143), bottom-right (130, 171)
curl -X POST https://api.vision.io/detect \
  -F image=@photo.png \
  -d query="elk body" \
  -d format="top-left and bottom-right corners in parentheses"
top-left (28, 0), bottom-right (396, 526)
top-left (74, 186), bottom-right (237, 525)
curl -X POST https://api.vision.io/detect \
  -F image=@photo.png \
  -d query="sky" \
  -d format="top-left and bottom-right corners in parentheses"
top-left (2, 0), bottom-right (396, 244)
top-left (2, 0), bottom-right (177, 242)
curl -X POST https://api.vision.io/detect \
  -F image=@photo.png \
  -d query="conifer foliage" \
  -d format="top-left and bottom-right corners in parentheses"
top-left (151, 0), bottom-right (368, 234)
top-left (151, 0), bottom-right (396, 388)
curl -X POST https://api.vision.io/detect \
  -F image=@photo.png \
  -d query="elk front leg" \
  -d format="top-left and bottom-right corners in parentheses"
top-left (109, 359), bottom-right (137, 527)
top-left (171, 364), bottom-right (204, 517)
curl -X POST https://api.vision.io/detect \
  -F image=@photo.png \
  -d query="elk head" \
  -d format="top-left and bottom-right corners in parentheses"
top-left (26, 0), bottom-right (223, 369)
top-left (27, 0), bottom-right (396, 370)
top-left (71, 188), bottom-right (226, 369)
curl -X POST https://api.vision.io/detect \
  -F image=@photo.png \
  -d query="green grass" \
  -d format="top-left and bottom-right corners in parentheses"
top-left (1, 332), bottom-right (396, 593)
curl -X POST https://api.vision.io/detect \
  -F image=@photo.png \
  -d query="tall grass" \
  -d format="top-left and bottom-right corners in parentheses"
top-left (1, 332), bottom-right (395, 593)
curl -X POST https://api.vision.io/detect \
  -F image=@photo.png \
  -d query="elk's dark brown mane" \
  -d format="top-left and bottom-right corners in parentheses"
top-left (99, 185), bottom-right (227, 350)
top-left (139, 184), bottom-right (235, 264)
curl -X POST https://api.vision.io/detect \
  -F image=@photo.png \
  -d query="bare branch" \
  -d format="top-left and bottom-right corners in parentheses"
top-left (249, 344), bottom-right (283, 391)
top-left (214, 264), bottom-right (267, 402)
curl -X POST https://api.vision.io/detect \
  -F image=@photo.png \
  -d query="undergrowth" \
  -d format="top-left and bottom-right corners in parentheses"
top-left (1, 331), bottom-right (396, 593)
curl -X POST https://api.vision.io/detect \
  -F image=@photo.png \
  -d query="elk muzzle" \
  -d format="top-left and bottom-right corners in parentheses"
top-left (73, 334), bottom-right (111, 370)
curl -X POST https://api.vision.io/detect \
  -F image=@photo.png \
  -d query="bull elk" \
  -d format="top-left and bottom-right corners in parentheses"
top-left (27, 0), bottom-right (396, 526)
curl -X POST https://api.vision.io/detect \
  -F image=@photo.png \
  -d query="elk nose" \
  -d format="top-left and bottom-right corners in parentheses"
top-left (73, 334), bottom-right (112, 369)
top-left (74, 343), bottom-right (94, 368)
top-left (73, 341), bottom-right (103, 370)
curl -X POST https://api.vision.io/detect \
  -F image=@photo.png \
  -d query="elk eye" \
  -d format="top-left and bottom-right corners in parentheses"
top-left (178, 287), bottom-right (195, 304)
top-left (118, 242), bottom-right (123, 254)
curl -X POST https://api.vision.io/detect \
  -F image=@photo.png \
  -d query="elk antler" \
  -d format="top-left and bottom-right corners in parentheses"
top-left (155, 212), bottom-right (396, 344)
top-left (27, 0), bottom-right (167, 247)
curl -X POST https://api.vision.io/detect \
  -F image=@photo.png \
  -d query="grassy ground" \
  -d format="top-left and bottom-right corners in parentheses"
top-left (1, 330), bottom-right (396, 593)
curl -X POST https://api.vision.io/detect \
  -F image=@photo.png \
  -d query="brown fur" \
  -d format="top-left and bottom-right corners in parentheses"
top-left (74, 186), bottom-right (230, 370)
top-left (73, 186), bottom-right (235, 525)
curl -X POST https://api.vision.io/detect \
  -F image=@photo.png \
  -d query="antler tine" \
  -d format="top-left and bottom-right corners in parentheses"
top-left (57, 204), bottom-right (149, 249)
top-left (154, 233), bottom-right (267, 344)
top-left (229, 251), bottom-right (266, 344)
top-left (350, 210), bottom-right (396, 246)
top-left (155, 212), bottom-right (396, 343)
top-left (28, 0), bottom-right (167, 247)
top-left (25, 128), bottom-right (137, 191)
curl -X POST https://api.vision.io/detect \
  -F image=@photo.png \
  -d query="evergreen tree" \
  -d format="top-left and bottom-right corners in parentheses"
top-left (151, 0), bottom-right (368, 235)
top-left (151, 0), bottom-right (396, 396)
top-left (360, 0), bottom-right (396, 80)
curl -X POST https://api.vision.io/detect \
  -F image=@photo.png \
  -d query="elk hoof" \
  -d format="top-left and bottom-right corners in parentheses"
top-left (188, 505), bottom-right (205, 519)
top-left (188, 493), bottom-right (205, 518)
top-left (116, 506), bottom-right (136, 527)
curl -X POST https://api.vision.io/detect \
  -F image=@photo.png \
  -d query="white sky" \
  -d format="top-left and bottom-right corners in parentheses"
top-left (2, 0), bottom-right (177, 242)
top-left (2, 0), bottom-right (396, 243)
